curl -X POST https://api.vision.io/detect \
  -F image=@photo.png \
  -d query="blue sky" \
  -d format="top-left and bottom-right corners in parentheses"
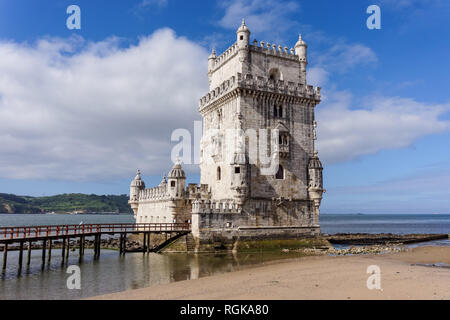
top-left (0, 0), bottom-right (449, 214)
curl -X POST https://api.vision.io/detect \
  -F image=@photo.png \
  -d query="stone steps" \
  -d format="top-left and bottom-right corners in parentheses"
top-left (185, 233), bottom-right (196, 252)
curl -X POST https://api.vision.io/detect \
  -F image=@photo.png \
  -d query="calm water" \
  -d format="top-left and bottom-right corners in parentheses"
top-left (320, 214), bottom-right (450, 234)
top-left (0, 213), bottom-right (449, 300)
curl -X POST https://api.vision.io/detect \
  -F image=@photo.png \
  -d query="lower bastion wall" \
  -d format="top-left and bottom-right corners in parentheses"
top-left (191, 199), bottom-right (321, 250)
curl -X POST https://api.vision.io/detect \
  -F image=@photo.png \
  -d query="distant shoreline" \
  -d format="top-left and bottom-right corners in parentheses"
top-left (0, 193), bottom-right (132, 214)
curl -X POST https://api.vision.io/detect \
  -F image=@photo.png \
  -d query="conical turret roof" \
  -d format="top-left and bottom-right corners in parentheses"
top-left (130, 169), bottom-right (146, 188)
top-left (237, 19), bottom-right (250, 34)
top-left (308, 151), bottom-right (323, 169)
top-left (168, 158), bottom-right (186, 179)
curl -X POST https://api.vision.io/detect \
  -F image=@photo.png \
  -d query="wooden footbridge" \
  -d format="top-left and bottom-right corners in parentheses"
top-left (0, 223), bottom-right (190, 272)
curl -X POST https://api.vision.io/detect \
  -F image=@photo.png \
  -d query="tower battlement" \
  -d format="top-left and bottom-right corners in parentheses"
top-left (138, 185), bottom-right (169, 201)
top-left (249, 40), bottom-right (297, 58)
top-left (192, 199), bottom-right (242, 214)
top-left (199, 73), bottom-right (321, 111)
top-left (209, 42), bottom-right (238, 73)
top-left (209, 40), bottom-right (299, 75)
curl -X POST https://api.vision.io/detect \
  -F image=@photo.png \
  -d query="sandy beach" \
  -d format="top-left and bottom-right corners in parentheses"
top-left (91, 246), bottom-right (450, 300)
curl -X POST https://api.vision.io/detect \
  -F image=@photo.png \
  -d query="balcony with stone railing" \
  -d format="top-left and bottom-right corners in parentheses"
top-left (138, 185), bottom-right (170, 201)
top-left (191, 199), bottom-right (242, 214)
top-left (199, 73), bottom-right (321, 111)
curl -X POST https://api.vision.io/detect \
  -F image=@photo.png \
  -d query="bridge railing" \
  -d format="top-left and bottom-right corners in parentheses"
top-left (0, 223), bottom-right (191, 241)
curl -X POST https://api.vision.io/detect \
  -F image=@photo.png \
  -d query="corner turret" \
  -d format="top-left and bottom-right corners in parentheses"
top-left (295, 34), bottom-right (308, 84)
top-left (236, 19), bottom-right (250, 47)
top-left (129, 169), bottom-right (145, 216)
top-left (308, 151), bottom-right (324, 225)
top-left (167, 158), bottom-right (186, 199)
top-left (207, 48), bottom-right (216, 81)
top-left (237, 19), bottom-right (250, 65)
top-left (230, 129), bottom-right (249, 204)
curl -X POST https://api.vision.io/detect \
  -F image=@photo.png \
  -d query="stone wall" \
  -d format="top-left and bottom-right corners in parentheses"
top-left (191, 198), bottom-right (320, 250)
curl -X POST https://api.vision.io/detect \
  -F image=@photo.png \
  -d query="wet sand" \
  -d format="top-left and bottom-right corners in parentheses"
top-left (91, 246), bottom-right (450, 300)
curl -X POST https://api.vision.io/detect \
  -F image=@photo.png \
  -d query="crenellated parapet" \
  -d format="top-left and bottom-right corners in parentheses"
top-left (186, 183), bottom-right (211, 200)
top-left (250, 40), bottom-right (298, 60)
top-left (192, 199), bottom-right (242, 214)
top-left (236, 73), bottom-right (320, 100)
top-left (210, 39), bottom-right (301, 74)
top-left (199, 74), bottom-right (237, 110)
top-left (210, 42), bottom-right (239, 73)
top-left (138, 185), bottom-right (170, 201)
top-left (199, 73), bottom-right (321, 112)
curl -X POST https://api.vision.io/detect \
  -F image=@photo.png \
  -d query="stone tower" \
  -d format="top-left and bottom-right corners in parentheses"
top-left (195, 20), bottom-right (324, 243)
top-left (129, 21), bottom-right (324, 249)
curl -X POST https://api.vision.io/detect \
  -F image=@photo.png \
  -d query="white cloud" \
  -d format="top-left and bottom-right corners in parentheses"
top-left (1, 24), bottom-right (447, 186)
top-left (307, 67), bottom-right (329, 87)
top-left (313, 43), bottom-right (377, 74)
top-left (218, 0), bottom-right (300, 42)
top-left (306, 41), bottom-right (377, 87)
top-left (380, 0), bottom-right (447, 9)
top-left (138, 0), bottom-right (168, 8)
top-left (0, 29), bottom-right (209, 181)
top-left (131, 0), bottom-right (168, 18)
top-left (316, 91), bottom-right (450, 163)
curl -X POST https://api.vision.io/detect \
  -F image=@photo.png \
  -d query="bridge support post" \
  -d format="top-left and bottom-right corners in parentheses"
top-left (143, 233), bottom-right (147, 254)
top-left (147, 233), bottom-right (151, 253)
top-left (93, 234), bottom-right (100, 259)
top-left (94, 234), bottom-right (100, 259)
top-left (18, 241), bottom-right (24, 272)
top-left (27, 241), bottom-right (32, 266)
top-left (93, 235), bottom-right (97, 259)
top-left (79, 237), bottom-right (83, 262)
top-left (41, 240), bottom-right (46, 270)
top-left (47, 239), bottom-right (52, 265)
top-left (66, 238), bottom-right (70, 261)
top-left (97, 234), bottom-right (101, 258)
top-left (123, 233), bottom-right (127, 255)
top-left (2, 243), bottom-right (7, 271)
top-left (61, 237), bottom-right (66, 264)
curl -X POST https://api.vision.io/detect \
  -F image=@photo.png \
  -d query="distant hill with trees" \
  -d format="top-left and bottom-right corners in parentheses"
top-left (0, 193), bottom-right (132, 214)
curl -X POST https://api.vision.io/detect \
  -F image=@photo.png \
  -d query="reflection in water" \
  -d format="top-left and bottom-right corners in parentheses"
top-left (0, 249), bottom-right (310, 300)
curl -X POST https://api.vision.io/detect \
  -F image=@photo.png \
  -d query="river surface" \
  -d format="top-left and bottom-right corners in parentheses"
top-left (0, 213), bottom-right (449, 299)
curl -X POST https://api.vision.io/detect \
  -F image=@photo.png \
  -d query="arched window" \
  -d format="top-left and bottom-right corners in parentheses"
top-left (278, 105), bottom-right (283, 118)
top-left (273, 105), bottom-right (277, 117)
top-left (275, 165), bottom-right (284, 180)
top-left (268, 68), bottom-right (282, 82)
top-left (217, 166), bottom-right (221, 180)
